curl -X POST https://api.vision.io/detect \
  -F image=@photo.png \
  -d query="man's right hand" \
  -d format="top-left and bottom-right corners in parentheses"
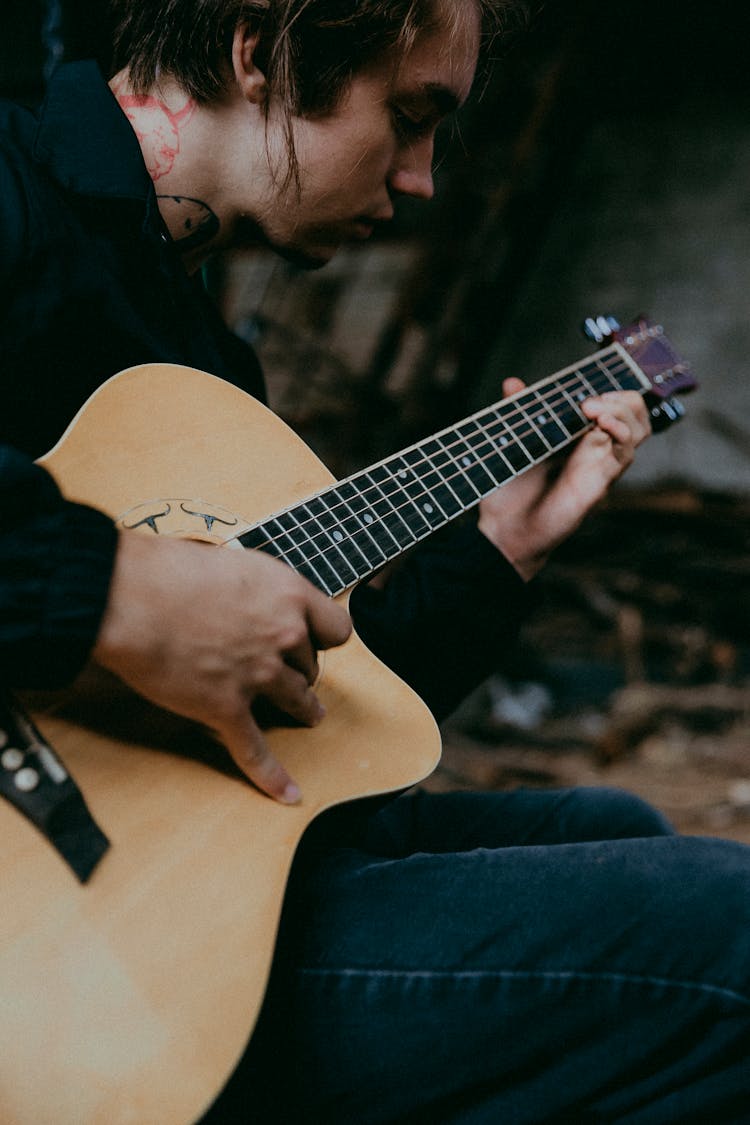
top-left (92, 532), bottom-right (352, 804)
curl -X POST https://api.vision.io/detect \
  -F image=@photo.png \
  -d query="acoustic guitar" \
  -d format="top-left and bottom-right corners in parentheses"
top-left (0, 317), bottom-right (695, 1123)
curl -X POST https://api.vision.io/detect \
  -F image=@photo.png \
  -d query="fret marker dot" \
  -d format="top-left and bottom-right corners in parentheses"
top-left (398, 470), bottom-right (409, 480)
top-left (423, 503), bottom-right (434, 514)
top-left (461, 456), bottom-right (473, 467)
top-left (539, 414), bottom-right (547, 424)
top-left (500, 437), bottom-right (508, 446)
top-left (332, 530), bottom-right (344, 543)
top-left (363, 513), bottom-right (374, 524)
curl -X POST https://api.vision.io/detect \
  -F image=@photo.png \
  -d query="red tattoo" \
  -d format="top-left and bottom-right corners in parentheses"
top-left (115, 90), bottom-right (196, 181)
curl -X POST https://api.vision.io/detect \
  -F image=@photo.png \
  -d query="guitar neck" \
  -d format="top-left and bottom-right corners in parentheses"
top-left (236, 342), bottom-right (649, 596)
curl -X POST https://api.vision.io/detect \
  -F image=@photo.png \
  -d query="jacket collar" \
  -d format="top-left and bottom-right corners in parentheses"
top-left (33, 60), bottom-right (152, 202)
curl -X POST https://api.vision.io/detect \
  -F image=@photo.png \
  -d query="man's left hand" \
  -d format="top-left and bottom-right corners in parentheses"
top-left (477, 377), bottom-right (652, 581)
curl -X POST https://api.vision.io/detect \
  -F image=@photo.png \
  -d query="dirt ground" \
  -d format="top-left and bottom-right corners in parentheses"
top-left (430, 711), bottom-right (750, 846)
top-left (424, 488), bottom-right (750, 846)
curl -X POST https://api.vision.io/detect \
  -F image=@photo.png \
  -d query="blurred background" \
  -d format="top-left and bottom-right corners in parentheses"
top-left (5, 0), bottom-right (749, 837)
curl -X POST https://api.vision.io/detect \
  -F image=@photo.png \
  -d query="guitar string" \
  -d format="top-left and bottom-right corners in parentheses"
top-left (243, 357), bottom-right (638, 580)
top-left (241, 355), bottom-right (638, 580)
top-left (255, 357), bottom-right (632, 537)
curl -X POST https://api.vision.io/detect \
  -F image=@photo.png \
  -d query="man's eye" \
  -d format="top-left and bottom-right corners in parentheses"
top-left (393, 108), bottom-right (432, 139)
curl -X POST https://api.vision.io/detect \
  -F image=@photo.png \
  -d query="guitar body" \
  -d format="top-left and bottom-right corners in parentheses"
top-left (0, 364), bottom-right (440, 1124)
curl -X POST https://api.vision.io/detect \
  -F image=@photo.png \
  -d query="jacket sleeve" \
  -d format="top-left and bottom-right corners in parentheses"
top-left (349, 517), bottom-right (536, 723)
top-left (0, 445), bottom-right (118, 688)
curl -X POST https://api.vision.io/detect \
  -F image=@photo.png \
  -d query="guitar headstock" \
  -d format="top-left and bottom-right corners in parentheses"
top-left (584, 314), bottom-right (698, 400)
top-left (583, 315), bottom-right (697, 432)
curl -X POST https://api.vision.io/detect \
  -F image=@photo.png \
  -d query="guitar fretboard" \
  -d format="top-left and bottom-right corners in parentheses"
top-left (237, 343), bottom-right (647, 595)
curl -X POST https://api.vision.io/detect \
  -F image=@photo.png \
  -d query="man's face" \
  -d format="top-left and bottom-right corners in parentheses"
top-left (255, 8), bottom-right (480, 267)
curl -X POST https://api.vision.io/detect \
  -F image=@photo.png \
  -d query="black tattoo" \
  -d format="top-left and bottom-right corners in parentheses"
top-left (157, 195), bottom-right (220, 251)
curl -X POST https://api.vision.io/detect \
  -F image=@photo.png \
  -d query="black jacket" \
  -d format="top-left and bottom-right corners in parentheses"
top-left (0, 61), bottom-right (533, 718)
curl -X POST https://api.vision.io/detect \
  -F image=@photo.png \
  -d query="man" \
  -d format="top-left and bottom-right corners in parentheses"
top-left (0, 1), bottom-right (747, 1121)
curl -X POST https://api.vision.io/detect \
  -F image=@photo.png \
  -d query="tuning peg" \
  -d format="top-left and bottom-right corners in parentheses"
top-left (648, 395), bottom-right (685, 432)
top-left (582, 316), bottom-right (620, 344)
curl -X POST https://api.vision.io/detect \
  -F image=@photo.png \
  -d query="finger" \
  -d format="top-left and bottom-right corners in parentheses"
top-left (502, 376), bottom-right (526, 397)
top-left (283, 633), bottom-right (319, 684)
top-left (218, 705), bottom-right (302, 804)
top-left (582, 393), bottom-right (650, 439)
top-left (586, 409), bottom-right (633, 445)
top-left (267, 664), bottom-right (327, 726)
top-left (306, 593), bottom-right (352, 651)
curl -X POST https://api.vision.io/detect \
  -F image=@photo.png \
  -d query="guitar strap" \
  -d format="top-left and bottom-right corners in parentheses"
top-left (0, 691), bottom-right (109, 882)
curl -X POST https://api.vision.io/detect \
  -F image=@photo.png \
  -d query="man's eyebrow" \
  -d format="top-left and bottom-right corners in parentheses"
top-left (406, 83), bottom-right (462, 115)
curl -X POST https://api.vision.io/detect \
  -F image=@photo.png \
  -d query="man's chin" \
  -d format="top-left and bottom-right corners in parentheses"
top-left (233, 216), bottom-right (340, 269)
top-left (273, 243), bottom-right (335, 270)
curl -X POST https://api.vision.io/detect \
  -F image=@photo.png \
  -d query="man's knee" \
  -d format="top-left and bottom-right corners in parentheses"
top-left (567, 786), bottom-right (676, 840)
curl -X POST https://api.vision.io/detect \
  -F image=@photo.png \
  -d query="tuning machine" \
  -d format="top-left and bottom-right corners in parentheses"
top-left (647, 395), bottom-right (686, 432)
top-left (582, 316), bottom-right (620, 345)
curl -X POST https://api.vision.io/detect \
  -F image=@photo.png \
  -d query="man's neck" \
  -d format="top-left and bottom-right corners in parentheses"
top-left (109, 70), bottom-right (229, 272)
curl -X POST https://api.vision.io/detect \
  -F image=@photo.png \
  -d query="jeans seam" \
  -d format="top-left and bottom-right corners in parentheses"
top-left (296, 966), bottom-right (750, 1010)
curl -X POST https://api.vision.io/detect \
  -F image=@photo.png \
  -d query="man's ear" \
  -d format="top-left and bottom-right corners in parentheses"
top-left (231, 23), bottom-right (267, 105)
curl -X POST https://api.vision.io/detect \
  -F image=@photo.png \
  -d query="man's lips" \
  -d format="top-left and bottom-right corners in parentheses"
top-left (351, 211), bottom-right (393, 239)
top-left (351, 219), bottom-right (375, 239)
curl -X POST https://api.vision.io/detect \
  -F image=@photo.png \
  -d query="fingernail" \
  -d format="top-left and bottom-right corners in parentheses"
top-left (282, 781), bottom-right (302, 805)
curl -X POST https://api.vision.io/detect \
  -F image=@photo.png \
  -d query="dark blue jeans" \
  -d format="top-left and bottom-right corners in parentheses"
top-left (206, 787), bottom-right (750, 1123)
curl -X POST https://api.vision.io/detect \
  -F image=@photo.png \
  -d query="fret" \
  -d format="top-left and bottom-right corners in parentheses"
top-left (554, 382), bottom-right (591, 435)
top-left (605, 356), bottom-right (643, 393)
top-left (480, 410), bottom-right (523, 477)
top-left (528, 392), bottom-right (570, 448)
top-left (563, 370), bottom-right (593, 407)
top-left (238, 522), bottom-right (278, 555)
top-left (390, 455), bottom-right (449, 529)
top-left (402, 446), bottom-right (465, 518)
top-left (259, 515), bottom-right (301, 568)
top-left (594, 356), bottom-right (622, 392)
top-left (239, 514), bottom-right (338, 594)
top-left (338, 476), bottom-right (405, 556)
top-left (299, 497), bottom-right (360, 587)
top-left (462, 411), bottom-right (515, 486)
top-left (313, 491), bottom-right (377, 575)
top-left (454, 421), bottom-right (507, 493)
top-left (332, 480), bottom-right (390, 564)
top-left (376, 462), bottom-right (434, 538)
top-left (578, 360), bottom-right (608, 396)
top-left (362, 466), bottom-right (421, 547)
top-left (492, 403), bottom-right (534, 472)
top-left (509, 391), bottom-right (551, 460)
top-left (269, 511), bottom-right (343, 594)
top-left (419, 439), bottom-right (473, 510)
top-left (431, 435), bottom-right (481, 504)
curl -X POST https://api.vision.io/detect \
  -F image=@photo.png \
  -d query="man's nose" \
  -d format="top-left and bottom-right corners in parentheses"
top-left (388, 137), bottom-right (435, 201)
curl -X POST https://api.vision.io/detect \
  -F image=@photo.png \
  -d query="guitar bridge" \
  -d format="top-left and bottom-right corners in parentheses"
top-left (0, 691), bottom-right (109, 882)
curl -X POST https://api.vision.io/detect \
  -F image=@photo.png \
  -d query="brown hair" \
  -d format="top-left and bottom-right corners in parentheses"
top-left (111, 0), bottom-right (524, 110)
top-left (111, 0), bottom-right (524, 190)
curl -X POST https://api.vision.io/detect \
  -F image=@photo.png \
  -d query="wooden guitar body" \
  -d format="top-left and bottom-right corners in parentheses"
top-left (0, 364), bottom-right (440, 1124)
top-left (0, 321), bottom-right (695, 1122)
